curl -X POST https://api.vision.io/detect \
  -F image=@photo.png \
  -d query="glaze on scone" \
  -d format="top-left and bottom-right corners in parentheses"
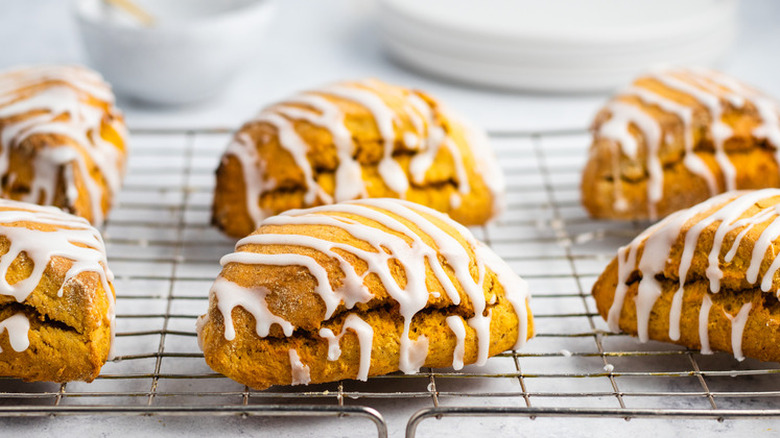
top-left (582, 67), bottom-right (780, 221)
top-left (212, 79), bottom-right (504, 238)
top-left (0, 65), bottom-right (128, 225)
top-left (0, 199), bottom-right (115, 382)
top-left (592, 189), bottom-right (780, 361)
top-left (198, 198), bottom-right (532, 389)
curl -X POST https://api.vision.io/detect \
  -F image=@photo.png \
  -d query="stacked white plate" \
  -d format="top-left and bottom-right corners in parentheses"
top-left (377, 0), bottom-right (738, 92)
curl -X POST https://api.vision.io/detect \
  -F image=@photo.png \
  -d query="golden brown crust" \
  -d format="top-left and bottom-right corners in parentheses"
top-left (219, 207), bottom-right (486, 332)
top-left (0, 201), bottom-right (115, 382)
top-left (591, 190), bottom-right (780, 361)
top-left (0, 65), bottom-right (127, 225)
top-left (582, 143), bottom-right (780, 221)
top-left (212, 80), bottom-right (501, 238)
top-left (581, 68), bottom-right (779, 220)
top-left (200, 293), bottom-right (524, 390)
top-left (0, 304), bottom-right (111, 382)
top-left (593, 259), bottom-right (780, 362)
top-left (199, 199), bottom-right (532, 390)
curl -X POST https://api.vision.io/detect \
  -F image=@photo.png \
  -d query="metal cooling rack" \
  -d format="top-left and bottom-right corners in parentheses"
top-left (1, 126), bottom-right (779, 438)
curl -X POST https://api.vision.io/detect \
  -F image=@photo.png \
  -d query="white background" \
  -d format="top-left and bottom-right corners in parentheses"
top-left (3, 0), bottom-right (780, 133)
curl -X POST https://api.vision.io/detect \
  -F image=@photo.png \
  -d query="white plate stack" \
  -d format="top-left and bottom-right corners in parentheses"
top-left (377, 0), bottom-right (738, 92)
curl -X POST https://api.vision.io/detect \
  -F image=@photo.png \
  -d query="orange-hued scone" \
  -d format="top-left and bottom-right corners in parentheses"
top-left (592, 189), bottom-right (780, 362)
top-left (212, 79), bottom-right (504, 238)
top-left (0, 65), bottom-right (128, 225)
top-left (0, 199), bottom-right (116, 382)
top-left (582, 67), bottom-right (780, 221)
top-left (198, 198), bottom-right (532, 390)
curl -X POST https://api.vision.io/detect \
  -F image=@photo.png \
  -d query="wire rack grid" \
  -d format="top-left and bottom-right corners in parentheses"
top-left (1, 126), bottom-right (779, 437)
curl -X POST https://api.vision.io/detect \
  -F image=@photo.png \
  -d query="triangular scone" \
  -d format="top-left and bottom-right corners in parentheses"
top-left (211, 79), bottom-right (504, 238)
top-left (582, 67), bottom-right (780, 221)
top-left (592, 189), bottom-right (780, 361)
top-left (0, 65), bottom-right (128, 225)
top-left (198, 198), bottom-right (532, 390)
top-left (0, 199), bottom-right (115, 382)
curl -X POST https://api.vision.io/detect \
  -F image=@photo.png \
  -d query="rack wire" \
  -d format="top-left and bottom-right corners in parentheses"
top-left (1, 126), bottom-right (779, 437)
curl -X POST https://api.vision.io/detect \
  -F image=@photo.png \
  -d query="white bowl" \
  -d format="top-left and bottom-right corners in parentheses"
top-left (74, 0), bottom-right (275, 105)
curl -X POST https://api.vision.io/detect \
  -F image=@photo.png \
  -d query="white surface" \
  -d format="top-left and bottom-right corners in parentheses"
top-left (75, 0), bottom-right (275, 104)
top-left (1, 0), bottom-right (777, 133)
top-left (1, 1), bottom-right (780, 437)
top-left (378, 0), bottom-right (738, 91)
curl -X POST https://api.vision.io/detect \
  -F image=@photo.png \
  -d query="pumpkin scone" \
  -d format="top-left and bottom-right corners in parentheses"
top-left (582, 67), bottom-right (780, 221)
top-left (212, 79), bottom-right (504, 238)
top-left (197, 198), bottom-right (532, 389)
top-left (592, 189), bottom-right (780, 361)
top-left (0, 65), bottom-right (128, 225)
top-left (0, 199), bottom-right (116, 382)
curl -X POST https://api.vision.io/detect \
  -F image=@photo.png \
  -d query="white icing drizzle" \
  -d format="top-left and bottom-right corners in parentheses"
top-left (700, 69), bottom-right (780, 193)
top-left (625, 86), bottom-right (717, 195)
top-left (651, 70), bottom-right (739, 192)
top-left (318, 327), bottom-right (342, 361)
top-left (224, 133), bottom-right (269, 226)
top-left (746, 214), bottom-right (780, 290)
top-left (698, 294), bottom-right (713, 355)
top-left (405, 94), bottom-right (470, 196)
top-left (351, 199), bottom-right (494, 366)
top-left (752, 97), bottom-right (780, 152)
top-left (600, 102), bottom-right (648, 159)
top-left (598, 101), bottom-right (662, 219)
top-left (221, 251), bottom-right (342, 319)
top-left (227, 80), bottom-right (500, 228)
top-left (473, 241), bottom-right (530, 351)
top-left (212, 278), bottom-right (294, 340)
top-left (277, 93), bottom-right (365, 202)
top-left (403, 132), bottom-right (419, 148)
top-left (454, 111), bottom-right (505, 218)
top-left (726, 302), bottom-right (752, 361)
top-left (608, 188), bottom-right (780, 360)
top-left (0, 198), bottom-right (115, 356)
top-left (317, 314), bottom-right (374, 381)
top-left (598, 68), bottom-right (780, 217)
top-left (322, 82), bottom-right (409, 196)
top-left (0, 65), bottom-right (113, 103)
top-left (238, 232), bottom-right (373, 310)
top-left (288, 349), bottom-right (311, 385)
top-left (0, 65), bottom-right (126, 225)
top-left (211, 198), bottom-right (529, 376)
top-left (445, 315), bottom-right (466, 370)
top-left (444, 138), bottom-right (470, 195)
top-left (669, 190), bottom-right (773, 340)
top-left (0, 312), bottom-right (30, 353)
top-left (254, 112), bottom-right (333, 206)
top-left (608, 196), bottom-right (712, 340)
top-left (449, 193), bottom-right (462, 209)
top-left (280, 201), bottom-right (452, 372)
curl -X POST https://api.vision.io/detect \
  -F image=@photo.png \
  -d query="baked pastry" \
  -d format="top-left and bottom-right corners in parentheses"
top-left (582, 67), bottom-right (780, 221)
top-left (0, 65), bottom-right (127, 225)
top-left (592, 188), bottom-right (780, 361)
top-left (198, 198), bottom-right (532, 389)
top-left (211, 79), bottom-right (504, 238)
top-left (0, 199), bottom-right (115, 382)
